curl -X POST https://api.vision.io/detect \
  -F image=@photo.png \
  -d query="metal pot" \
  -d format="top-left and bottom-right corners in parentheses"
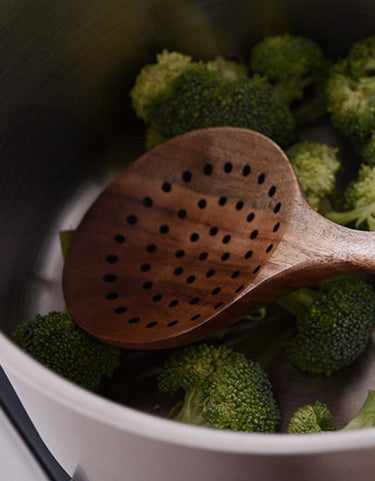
top-left (1, 1), bottom-right (375, 479)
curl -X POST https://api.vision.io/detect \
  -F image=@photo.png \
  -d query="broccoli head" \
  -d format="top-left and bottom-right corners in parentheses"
top-left (326, 163), bottom-right (375, 230)
top-left (158, 344), bottom-right (280, 432)
top-left (287, 141), bottom-right (341, 211)
top-left (131, 50), bottom-right (247, 124)
top-left (288, 391), bottom-right (375, 433)
top-left (327, 36), bottom-right (375, 151)
top-left (279, 277), bottom-right (375, 376)
top-left (131, 50), bottom-right (193, 122)
top-left (13, 311), bottom-right (121, 391)
top-left (250, 34), bottom-right (331, 126)
top-left (287, 401), bottom-right (334, 433)
top-left (146, 64), bottom-right (297, 148)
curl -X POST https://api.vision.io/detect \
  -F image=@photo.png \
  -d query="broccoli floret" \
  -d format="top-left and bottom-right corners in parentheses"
top-left (131, 50), bottom-right (247, 124)
top-left (287, 141), bottom-right (341, 211)
top-left (250, 34), bottom-right (331, 126)
top-left (13, 311), bottom-right (121, 391)
top-left (145, 64), bottom-right (218, 136)
top-left (327, 36), bottom-right (375, 151)
top-left (131, 50), bottom-right (193, 122)
top-left (288, 391), bottom-right (375, 433)
top-left (158, 344), bottom-right (280, 432)
top-left (146, 64), bottom-right (297, 148)
top-left (287, 401), bottom-right (334, 433)
top-left (326, 163), bottom-right (375, 230)
top-left (131, 50), bottom-right (297, 148)
top-left (278, 277), bottom-right (375, 376)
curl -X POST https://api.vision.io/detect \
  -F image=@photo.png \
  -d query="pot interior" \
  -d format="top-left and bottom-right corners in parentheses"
top-left (1, 0), bottom-right (375, 432)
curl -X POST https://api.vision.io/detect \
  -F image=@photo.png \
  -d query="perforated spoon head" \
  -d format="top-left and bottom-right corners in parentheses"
top-left (62, 127), bottom-right (375, 349)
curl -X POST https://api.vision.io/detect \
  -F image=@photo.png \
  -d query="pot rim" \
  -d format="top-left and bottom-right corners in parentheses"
top-left (1, 332), bottom-right (375, 455)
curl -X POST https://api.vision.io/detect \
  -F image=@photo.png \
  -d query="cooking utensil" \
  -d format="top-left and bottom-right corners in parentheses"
top-left (62, 127), bottom-right (375, 349)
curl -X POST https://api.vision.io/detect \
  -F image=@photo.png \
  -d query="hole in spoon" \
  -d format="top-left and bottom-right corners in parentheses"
top-left (146, 322), bottom-right (157, 328)
top-left (114, 234), bottom-right (125, 244)
top-left (203, 164), bottom-right (213, 175)
top-left (242, 165), bottom-right (251, 176)
top-left (161, 182), bottom-right (171, 192)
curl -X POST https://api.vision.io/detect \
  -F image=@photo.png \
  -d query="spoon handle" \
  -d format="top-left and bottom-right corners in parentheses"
top-left (275, 205), bottom-right (375, 285)
top-left (218, 208), bottom-right (375, 323)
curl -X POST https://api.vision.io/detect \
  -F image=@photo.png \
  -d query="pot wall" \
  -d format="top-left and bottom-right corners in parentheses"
top-left (3, 1), bottom-right (375, 480)
top-left (4, 361), bottom-right (375, 481)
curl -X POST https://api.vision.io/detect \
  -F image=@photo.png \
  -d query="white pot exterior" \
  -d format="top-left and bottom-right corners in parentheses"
top-left (2, 333), bottom-right (375, 481)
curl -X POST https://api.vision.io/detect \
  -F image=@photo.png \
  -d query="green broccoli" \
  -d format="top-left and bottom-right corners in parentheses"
top-left (327, 36), bottom-right (375, 151)
top-left (250, 34), bottom-right (331, 126)
top-left (131, 50), bottom-right (297, 149)
top-left (131, 50), bottom-right (247, 125)
top-left (287, 141), bottom-right (341, 211)
top-left (145, 64), bottom-right (297, 148)
top-left (287, 401), bottom-right (334, 433)
top-left (278, 277), bottom-right (375, 376)
top-left (288, 391), bottom-right (375, 433)
top-left (326, 163), bottom-right (375, 230)
top-left (131, 50), bottom-right (194, 122)
top-left (13, 311), bottom-right (121, 391)
top-left (158, 344), bottom-right (280, 432)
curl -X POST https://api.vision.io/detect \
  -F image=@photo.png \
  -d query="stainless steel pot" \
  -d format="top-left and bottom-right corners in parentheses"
top-left (2, 1), bottom-right (375, 480)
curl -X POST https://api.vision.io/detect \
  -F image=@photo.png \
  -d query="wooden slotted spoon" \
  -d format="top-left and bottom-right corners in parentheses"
top-left (63, 127), bottom-right (375, 349)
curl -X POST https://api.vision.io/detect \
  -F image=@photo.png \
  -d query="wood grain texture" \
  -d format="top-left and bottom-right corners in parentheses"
top-left (63, 127), bottom-right (375, 349)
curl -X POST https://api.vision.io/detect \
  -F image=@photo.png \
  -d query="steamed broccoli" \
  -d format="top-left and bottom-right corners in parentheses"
top-left (131, 50), bottom-right (247, 125)
top-left (326, 163), bottom-right (375, 230)
top-left (131, 50), bottom-right (297, 149)
top-left (288, 391), bottom-right (375, 433)
top-left (250, 34), bottom-right (331, 125)
top-left (145, 64), bottom-right (297, 148)
top-left (131, 50), bottom-right (194, 122)
top-left (287, 141), bottom-right (341, 211)
top-left (158, 344), bottom-right (280, 432)
top-left (287, 401), bottom-right (334, 433)
top-left (327, 36), bottom-right (375, 151)
top-left (13, 311), bottom-right (121, 391)
top-left (278, 277), bottom-right (375, 376)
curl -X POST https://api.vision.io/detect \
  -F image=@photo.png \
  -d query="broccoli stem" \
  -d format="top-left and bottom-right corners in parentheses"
top-left (173, 385), bottom-right (207, 426)
top-left (326, 202), bottom-right (375, 230)
top-left (293, 90), bottom-right (328, 126)
top-left (242, 307), bottom-right (267, 322)
top-left (276, 287), bottom-right (316, 318)
top-left (273, 76), bottom-right (314, 105)
top-left (342, 391), bottom-right (375, 430)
